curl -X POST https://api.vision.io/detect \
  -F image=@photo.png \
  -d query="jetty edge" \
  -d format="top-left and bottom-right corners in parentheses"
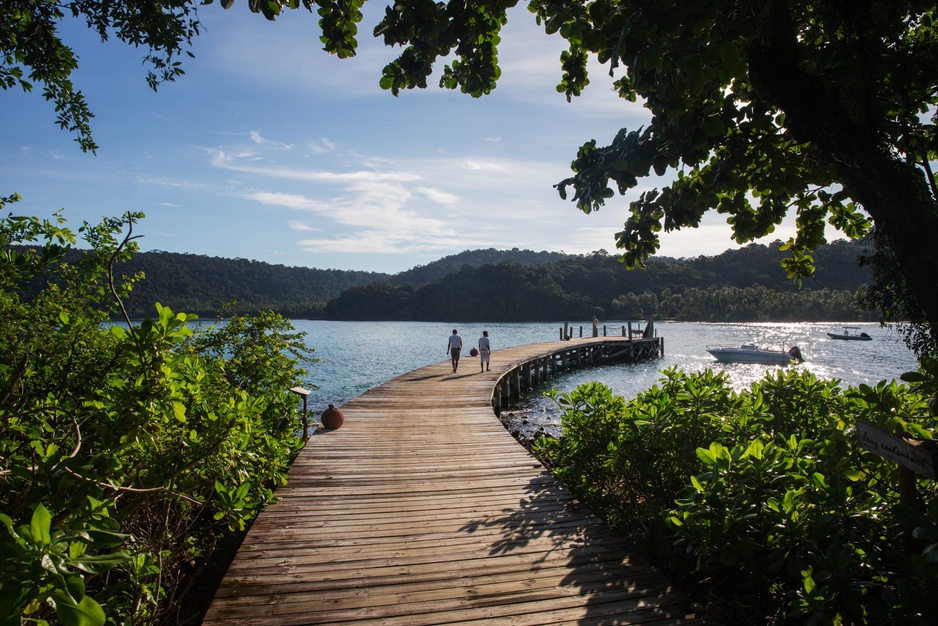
top-left (203, 334), bottom-right (709, 625)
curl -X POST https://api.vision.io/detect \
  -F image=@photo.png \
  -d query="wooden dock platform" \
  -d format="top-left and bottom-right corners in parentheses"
top-left (203, 336), bottom-right (707, 625)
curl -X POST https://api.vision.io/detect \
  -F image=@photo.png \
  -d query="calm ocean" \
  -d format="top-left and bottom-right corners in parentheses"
top-left (293, 321), bottom-right (919, 429)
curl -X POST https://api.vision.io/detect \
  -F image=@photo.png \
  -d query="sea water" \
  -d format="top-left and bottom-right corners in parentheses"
top-left (292, 321), bottom-right (919, 430)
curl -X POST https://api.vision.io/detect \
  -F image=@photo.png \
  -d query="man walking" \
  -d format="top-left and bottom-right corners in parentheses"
top-left (447, 329), bottom-right (462, 373)
top-left (478, 330), bottom-right (491, 372)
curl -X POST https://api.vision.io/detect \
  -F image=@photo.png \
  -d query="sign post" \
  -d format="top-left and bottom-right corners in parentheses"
top-left (857, 420), bottom-right (938, 553)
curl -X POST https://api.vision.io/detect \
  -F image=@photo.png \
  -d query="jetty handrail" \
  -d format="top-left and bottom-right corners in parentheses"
top-left (491, 336), bottom-right (663, 416)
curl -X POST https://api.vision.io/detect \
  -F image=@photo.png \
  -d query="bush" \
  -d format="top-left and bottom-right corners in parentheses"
top-left (0, 209), bottom-right (314, 624)
top-left (535, 368), bottom-right (938, 624)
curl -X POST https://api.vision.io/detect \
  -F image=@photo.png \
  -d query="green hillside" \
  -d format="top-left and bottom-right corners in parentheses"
top-left (12, 239), bottom-right (876, 321)
top-left (323, 240), bottom-right (875, 322)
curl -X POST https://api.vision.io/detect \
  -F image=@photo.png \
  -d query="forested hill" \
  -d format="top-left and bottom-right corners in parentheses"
top-left (113, 251), bottom-right (385, 319)
top-left (13, 240), bottom-right (875, 321)
top-left (108, 248), bottom-right (564, 318)
top-left (391, 248), bottom-right (566, 285)
top-left (323, 239), bottom-right (878, 323)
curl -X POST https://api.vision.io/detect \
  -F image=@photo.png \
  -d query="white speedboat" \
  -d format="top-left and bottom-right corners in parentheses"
top-left (827, 327), bottom-right (872, 341)
top-left (706, 344), bottom-right (804, 365)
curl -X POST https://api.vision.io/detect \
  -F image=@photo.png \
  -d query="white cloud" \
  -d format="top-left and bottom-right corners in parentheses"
top-left (209, 149), bottom-right (422, 183)
top-left (249, 130), bottom-right (294, 149)
top-left (462, 160), bottom-right (502, 171)
top-left (308, 138), bottom-right (336, 154)
top-left (415, 186), bottom-right (458, 204)
top-left (288, 220), bottom-right (320, 232)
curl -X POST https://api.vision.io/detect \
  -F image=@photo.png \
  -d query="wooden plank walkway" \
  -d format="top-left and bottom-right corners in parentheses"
top-left (203, 337), bottom-right (707, 625)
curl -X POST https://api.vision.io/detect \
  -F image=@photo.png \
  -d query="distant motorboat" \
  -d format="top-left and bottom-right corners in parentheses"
top-left (706, 344), bottom-right (804, 365)
top-left (828, 326), bottom-right (872, 341)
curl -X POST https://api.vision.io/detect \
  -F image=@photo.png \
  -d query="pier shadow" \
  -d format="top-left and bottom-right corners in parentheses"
top-left (440, 372), bottom-right (478, 381)
top-left (405, 373), bottom-right (442, 382)
top-left (459, 476), bottom-right (695, 624)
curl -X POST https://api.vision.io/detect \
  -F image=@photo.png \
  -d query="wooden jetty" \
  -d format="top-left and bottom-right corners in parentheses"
top-left (203, 335), bottom-right (707, 625)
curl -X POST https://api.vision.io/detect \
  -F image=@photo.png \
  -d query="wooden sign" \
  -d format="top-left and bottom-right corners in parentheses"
top-left (857, 420), bottom-right (938, 480)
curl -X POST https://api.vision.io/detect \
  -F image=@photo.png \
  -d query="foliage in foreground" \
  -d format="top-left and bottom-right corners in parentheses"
top-left (535, 369), bottom-right (938, 625)
top-left (0, 210), bottom-right (313, 624)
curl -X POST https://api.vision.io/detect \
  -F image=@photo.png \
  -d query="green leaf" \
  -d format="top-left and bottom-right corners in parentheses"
top-left (803, 572), bottom-right (816, 595)
top-left (52, 591), bottom-right (106, 626)
top-left (172, 401), bottom-right (187, 423)
top-left (63, 573), bottom-right (85, 603)
top-left (744, 439), bottom-right (764, 460)
top-left (31, 504), bottom-right (52, 547)
top-left (696, 447), bottom-right (716, 465)
top-left (71, 552), bottom-right (131, 574)
top-left (80, 530), bottom-right (129, 550)
top-left (0, 513), bottom-right (21, 543)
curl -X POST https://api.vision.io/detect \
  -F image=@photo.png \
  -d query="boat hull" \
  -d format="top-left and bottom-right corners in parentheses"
top-left (827, 333), bottom-right (872, 341)
top-left (707, 346), bottom-right (795, 365)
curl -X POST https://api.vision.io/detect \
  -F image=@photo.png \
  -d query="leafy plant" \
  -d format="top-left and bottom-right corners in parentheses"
top-left (0, 503), bottom-right (129, 626)
top-left (0, 204), bottom-right (314, 623)
top-left (536, 367), bottom-right (938, 624)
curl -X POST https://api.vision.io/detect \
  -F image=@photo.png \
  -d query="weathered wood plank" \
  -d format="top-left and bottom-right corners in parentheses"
top-left (202, 337), bottom-right (706, 625)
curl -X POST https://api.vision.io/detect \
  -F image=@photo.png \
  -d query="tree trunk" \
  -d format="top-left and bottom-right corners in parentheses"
top-left (748, 0), bottom-right (938, 342)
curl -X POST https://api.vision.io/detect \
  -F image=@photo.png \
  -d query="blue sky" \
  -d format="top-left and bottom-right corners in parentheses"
top-left (2, 4), bottom-right (803, 274)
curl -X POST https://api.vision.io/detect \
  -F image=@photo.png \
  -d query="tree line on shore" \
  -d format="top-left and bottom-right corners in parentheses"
top-left (21, 237), bottom-right (876, 322)
top-left (323, 239), bottom-right (877, 322)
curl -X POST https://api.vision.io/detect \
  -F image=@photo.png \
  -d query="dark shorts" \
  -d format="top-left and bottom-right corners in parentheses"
top-left (450, 347), bottom-right (461, 359)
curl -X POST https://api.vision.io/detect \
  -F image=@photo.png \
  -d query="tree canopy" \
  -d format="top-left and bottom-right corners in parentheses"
top-left (5, 0), bottom-right (938, 351)
top-left (366, 0), bottom-right (938, 352)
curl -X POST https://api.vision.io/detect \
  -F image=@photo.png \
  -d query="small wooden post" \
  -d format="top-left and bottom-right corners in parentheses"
top-left (290, 387), bottom-right (311, 441)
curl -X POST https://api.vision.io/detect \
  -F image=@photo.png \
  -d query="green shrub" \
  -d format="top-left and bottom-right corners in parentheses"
top-left (0, 209), bottom-right (314, 624)
top-left (535, 368), bottom-right (938, 624)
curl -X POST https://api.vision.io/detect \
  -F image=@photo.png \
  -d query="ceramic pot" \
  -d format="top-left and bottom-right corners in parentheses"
top-left (321, 403), bottom-right (344, 430)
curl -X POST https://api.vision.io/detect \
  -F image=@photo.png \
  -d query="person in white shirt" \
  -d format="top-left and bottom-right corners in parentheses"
top-left (446, 329), bottom-right (463, 373)
top-left (478, 331), bottom-right (491, 372)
